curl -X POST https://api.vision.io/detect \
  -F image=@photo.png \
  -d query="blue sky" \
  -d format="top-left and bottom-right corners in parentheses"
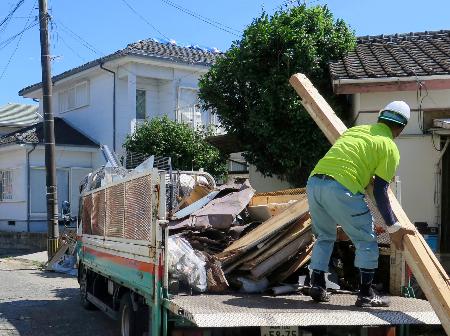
top-left (0, 0), bottom-right (449, 105)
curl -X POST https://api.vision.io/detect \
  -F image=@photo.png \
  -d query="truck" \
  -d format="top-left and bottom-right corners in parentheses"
top-left (77, 166), bottom-right (441, 336)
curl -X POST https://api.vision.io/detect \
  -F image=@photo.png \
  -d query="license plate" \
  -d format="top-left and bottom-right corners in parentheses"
top-left (261, 326), bottom-right (299, 336)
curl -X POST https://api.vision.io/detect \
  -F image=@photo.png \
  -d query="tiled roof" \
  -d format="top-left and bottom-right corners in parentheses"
top-left (0, 117), bottom-right (98, 147)
top-left (0, 103), bottom-right (40, 127)
top-left (19, 39), bottom-right (222, 96)
top-left (330, 30), bottom-right (450, 80)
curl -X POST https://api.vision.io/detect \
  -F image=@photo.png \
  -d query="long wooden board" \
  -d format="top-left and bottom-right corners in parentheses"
top-left (290, 73), bottom-right (450, 335)
top-left (241, 219), bottom-right (311, 270)
top-left (216, 198), bottom-right (309, 258)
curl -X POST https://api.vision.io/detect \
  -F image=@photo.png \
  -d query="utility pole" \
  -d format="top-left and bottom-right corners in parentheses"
top-left (38, 0), bottom-right (59, 260)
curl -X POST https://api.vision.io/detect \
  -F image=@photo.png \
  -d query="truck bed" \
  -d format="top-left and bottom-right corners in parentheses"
top-left (164, 293), bottom-right (439, 328)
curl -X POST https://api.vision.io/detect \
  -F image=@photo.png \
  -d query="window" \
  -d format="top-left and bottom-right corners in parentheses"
top-left (59, 81), bottom-right (89, 112)
top-left (0, 170), bottom-right (13, 201)
top-left (178, 87), bottom-right (201, 128)
top-left (136, 89), bottom-right (146, 120)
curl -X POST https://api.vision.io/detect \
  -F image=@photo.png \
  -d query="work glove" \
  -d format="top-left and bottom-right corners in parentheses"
top-left (387, 222), bottom-right (416, 250)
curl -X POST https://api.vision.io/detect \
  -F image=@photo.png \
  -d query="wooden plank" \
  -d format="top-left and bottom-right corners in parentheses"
top-left (241, 219), bottom-right (311, 270)
top-left (389, 246), bottom-right (405, 296)
top-left (269, 242), bottom-right (314, 284)
top-left (249, 231), bottom-right (313, 279)
top-left (290, 73), bottom-right (450, 335)
top-left (216, 198), bottom-right (309, 259)
top-left (46, 244), bottom-right (70, 271)
top-left (250, 194), bottom-right (306, 206)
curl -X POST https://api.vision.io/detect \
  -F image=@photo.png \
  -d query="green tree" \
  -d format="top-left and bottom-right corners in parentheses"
top-left (199, 5), bottom-right (355, 185)
top-left (123, 116), bottom-right (227, 178)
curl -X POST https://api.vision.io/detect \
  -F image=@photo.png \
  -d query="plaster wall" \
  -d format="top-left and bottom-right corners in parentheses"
top-left (354, 91), bottom-right (444, 227)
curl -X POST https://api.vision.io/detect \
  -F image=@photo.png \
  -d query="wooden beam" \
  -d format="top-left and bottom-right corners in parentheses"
top-left (290, 73), bottom-right (450, 335)
top-left (333, 78), bottom-right (450, 94)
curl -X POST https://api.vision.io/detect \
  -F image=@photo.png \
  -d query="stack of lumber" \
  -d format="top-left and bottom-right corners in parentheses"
top-left (215, 196), bottom-right (314, 284)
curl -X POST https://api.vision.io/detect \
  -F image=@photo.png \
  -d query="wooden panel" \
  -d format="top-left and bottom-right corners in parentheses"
top-left (217, 198), bottom-right (309, 257)
top-left (249, 194), bottom-right (306, 206)
top-left (290, 73), bottom-right (450, 335)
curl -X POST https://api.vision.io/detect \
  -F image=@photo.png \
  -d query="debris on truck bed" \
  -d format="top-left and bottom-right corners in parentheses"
top-left (168, 183), bottom-right (313, 293)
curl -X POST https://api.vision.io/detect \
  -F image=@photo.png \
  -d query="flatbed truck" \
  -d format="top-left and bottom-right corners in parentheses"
top-left (77, 169), bottom-right (441, 336)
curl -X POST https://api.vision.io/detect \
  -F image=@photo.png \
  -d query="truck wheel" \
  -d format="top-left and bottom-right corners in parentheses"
top-left (79, 266), bottom-right (95, 310)
top-left (119, 293), bottom-right (138, 336)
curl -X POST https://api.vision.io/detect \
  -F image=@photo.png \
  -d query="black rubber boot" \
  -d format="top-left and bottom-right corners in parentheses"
top-left (310, 270), bottom-right (330, 302)
top-left (355, 268), bottom-right (390, 307)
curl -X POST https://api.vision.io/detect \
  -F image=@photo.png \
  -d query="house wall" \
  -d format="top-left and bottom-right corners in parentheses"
top-left (0, 146), bottom-right (27, 232)
top-left (353, 90), bottom-right (450, 228)
top-left (0, 145), bottom-right (94, 233)
top-left (249, 165), bottom-right (292, 193)
top-left (45, 61), bottom-right (208, 166)
top-left (28, 147), bottom-right (94, 232)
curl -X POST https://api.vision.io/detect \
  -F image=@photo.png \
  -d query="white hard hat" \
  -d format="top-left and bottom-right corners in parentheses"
top-left (378, 101), bottom-right (410, 126)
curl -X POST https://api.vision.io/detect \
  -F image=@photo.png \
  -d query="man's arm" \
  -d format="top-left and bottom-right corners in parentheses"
top-left (373, 175), bottom-right (414, 250)
top-left (373, 175), bottom-right (396, 226)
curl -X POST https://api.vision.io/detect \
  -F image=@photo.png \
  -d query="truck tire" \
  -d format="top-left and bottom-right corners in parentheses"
top-left (119, 293), bottom-right (139, 336)
top-left (79, 266), bottom-right (95, 310)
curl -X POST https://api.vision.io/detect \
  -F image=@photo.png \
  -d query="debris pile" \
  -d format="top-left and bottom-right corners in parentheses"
top-left (168, 181), bottom-right (314, 294)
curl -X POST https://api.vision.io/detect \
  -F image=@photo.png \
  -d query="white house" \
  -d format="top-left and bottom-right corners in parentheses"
top-left (2, 39), bottom-right (225, 232)
top-left (19, 39), bottom-right (224, 167)
top-left (329, 30), bottom-right (450, 252)
top-left (0, 118), bottom-right (97, 232)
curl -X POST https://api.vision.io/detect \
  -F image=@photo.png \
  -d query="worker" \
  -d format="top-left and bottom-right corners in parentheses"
top-left (306, 101), bottom-right (415, 307)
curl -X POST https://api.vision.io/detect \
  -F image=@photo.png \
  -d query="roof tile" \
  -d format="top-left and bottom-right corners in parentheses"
top-left (0, 117), bottom-right (98, 147)
top-left (330, 30), bottom-right (450, 80)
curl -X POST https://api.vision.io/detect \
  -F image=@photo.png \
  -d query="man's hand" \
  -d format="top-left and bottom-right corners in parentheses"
top-left (389, 227), bottom-right (416, 250)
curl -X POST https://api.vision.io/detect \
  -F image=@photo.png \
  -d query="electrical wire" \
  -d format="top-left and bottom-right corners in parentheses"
top-left (0, 0), bottom-right (26, 34)
top-left (119, 0), bottom-right (170, 40)
top-left (0, 0), bottom-right (38, 81)
top-left (0, 20), bottom-right (38, 51)
top-left (159, 0), bottom-right (241, 37)
top-left (55, 19), bottom-right (103, 56)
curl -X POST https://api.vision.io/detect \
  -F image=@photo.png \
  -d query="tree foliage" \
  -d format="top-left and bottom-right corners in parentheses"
top-left (199, 5), bottom-right (355, 185)
top-left (123, 116), bottom-right (228, 178)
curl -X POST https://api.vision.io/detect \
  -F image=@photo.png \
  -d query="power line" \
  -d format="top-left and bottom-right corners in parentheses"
top-left (55, 19), bottom-right (103, 56)
top-left (159, 0), bottom-right (241, 37)
top-left (0, 0), bottom-right (38, 80)
top-left (0, 20), bottom-right (39, 51)
top-left (119, 0), bottom-right (170, 40)
top-left (0, 0), bottom-right (26, 29)
top-left (0, 0), bottom-right (25, 32)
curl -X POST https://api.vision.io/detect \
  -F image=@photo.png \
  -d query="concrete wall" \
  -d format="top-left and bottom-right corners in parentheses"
top-left (354, 90), bottom-right (449, 228)
top-left (248, 164), bottom-right (292, 193)
top-left (0, 231), bottom-right (47, 253)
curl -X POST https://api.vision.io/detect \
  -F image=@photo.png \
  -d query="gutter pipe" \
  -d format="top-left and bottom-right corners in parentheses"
top-left (100, 63), bottom-right (117, 152)
top-left (26, 143), bottom-right (37, 232)
top-left (434, 137), bottom-right (450, 250)
top-left (333, 74), bottom-right (450, 86)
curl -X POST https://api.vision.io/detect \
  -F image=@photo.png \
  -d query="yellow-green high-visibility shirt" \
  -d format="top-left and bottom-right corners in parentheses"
top-left (310, 123), bottom-right (400, 194)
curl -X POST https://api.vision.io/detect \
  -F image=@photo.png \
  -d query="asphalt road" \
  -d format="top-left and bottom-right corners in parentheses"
top-left (0, 255), bottom-right (118, 336)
